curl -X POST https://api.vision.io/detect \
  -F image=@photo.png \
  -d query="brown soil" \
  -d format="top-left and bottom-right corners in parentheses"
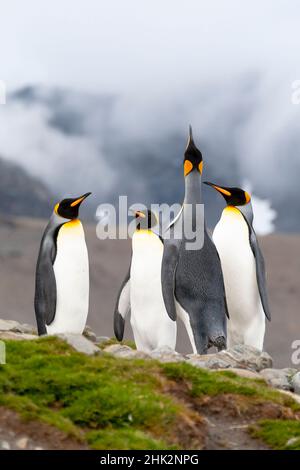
top-left (162, 378), bottom-right (300, 450)
top-left (0, 407), bottom-right (87, 450)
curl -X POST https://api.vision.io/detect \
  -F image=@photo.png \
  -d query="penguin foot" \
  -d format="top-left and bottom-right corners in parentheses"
top-left (211, 335), bottom-right (226, 352)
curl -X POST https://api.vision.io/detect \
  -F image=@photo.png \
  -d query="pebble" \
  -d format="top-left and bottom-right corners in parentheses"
top-left (291, 372), bottom-right (300, 395)
top-left (16, 436), bottom-right (29, 449)
top-left (1, 440), bottom-right (11, 450)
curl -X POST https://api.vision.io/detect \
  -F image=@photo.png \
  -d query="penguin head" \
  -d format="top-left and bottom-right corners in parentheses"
top-left (204, 182), bottom-right (251, 206)
top-left (132, 209), bottom-right (158, 230)
top-left (183, 125), bottom-right (203, 177)
top-left (54, 192), bottom-right (92, 219)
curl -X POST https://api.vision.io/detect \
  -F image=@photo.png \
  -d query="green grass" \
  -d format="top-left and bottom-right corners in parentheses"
top-left (250, 420), bottom-right (300, 450)
top-left (0, 337), bottom-right (181, 448)
top-left (0, 337), bottom-right (299, 449)
top-left (98, 337), bottom-right (136, 350)
top-left (87, 428), bottom-right (176, 450)
top-left (161, 362), bottom-right (300, 410)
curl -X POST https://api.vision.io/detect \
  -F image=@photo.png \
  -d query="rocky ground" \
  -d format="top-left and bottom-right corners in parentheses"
top-left (0, 319), bottom-right (300, 451)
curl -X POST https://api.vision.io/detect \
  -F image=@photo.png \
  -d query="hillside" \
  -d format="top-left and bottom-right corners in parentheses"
top-left (0, 331), bottom-right (300, 451)
top-left (0, 157), bottom-right (53, 218)
top-left (0, 218), bottom-right (299, 367)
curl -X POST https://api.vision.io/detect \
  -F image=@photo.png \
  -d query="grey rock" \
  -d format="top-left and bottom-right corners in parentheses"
top-left (187, 356), bottom-right (210, 369)
top-left (83, 325), bottom-right (97, 343)
top-left (0, 319), bottom-right (37, 335)
top-left (291, 372), bottom-right (300, 394)
top-left (96, 336), bottom-right (110, 345)
top-left (205, 357), bottom-right (232, 369)
top-left (103, 344), bottom-right (149, 359)
top-left (55, 334), bottom-right (101, 356)
top-left (186, 345), bottom-right (272, 372)
top-left (0, 319), bottom-right (22, 331)
top-left (0, 331), bottom-right (37, 341)
top-left (222, 345), bottom-right (273, 372)
top-left (18, 323), bottom-right (37, 335)
top-left (1, 440), bottom-right (10, 450)
top-left (188, 353), bottom-right (232, 369)
top-left (259, 368), bottom-right (297, 390)
top-left (16, 437), bottom-right (29, 449)
top-left (149, 346), bottom-right (186, 363)
top-left (286, 437), bottom-right (300, 447)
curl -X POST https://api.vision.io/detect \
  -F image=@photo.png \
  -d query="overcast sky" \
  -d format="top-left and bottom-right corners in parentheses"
top-left (0, 1), bottom-right (300, 231)
top-left (1, 0), bottom-right (300, 95)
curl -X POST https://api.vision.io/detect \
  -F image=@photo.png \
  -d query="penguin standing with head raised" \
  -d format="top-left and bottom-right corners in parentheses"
top-left (204, 182), bottom-right (271, 350)
top-left (114, 209), bottom-right (177, 352)
top-left (161, 127), bottom-right (228, 354)
top-left (34, 193), bottom-right (91, 336)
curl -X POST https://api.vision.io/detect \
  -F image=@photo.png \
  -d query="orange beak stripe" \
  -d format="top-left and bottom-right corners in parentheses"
top-left (213, 185), bottom-right (232, 197)
top-left (70, 196), bottom-right (86, 207)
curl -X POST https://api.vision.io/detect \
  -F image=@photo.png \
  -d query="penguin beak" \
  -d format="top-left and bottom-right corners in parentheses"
top-left (203, 182), bottom-right (232, 197)
top-left (184, 125), bottom-right (203, 176)
top-left (70, 192), bottom-right (92, 207)
top-left (129, 209), bottom-right (146, 218)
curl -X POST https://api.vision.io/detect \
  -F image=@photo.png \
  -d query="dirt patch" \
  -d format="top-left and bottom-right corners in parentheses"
top-left (162, 379), bottom-right (300, 450)
top-left (197, 395), bottom-right (300, 450)
top-left (0, 407), bottom-right (88, 450)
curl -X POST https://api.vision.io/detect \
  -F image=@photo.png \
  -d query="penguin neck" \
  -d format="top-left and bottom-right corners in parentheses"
top-left (50, 212), bottom-right (80, 229)
top-left (135, 227), bottom-right (152, 234)
top-left (184, 170), bottom-right (202, 205)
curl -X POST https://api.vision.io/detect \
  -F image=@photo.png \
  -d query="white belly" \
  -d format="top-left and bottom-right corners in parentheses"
top-left (47, 220), bottom-right (89, 335)
top-left (213, 207), bottom-right (265, 350)
top-left (130, 231), bottom-right (176, 352)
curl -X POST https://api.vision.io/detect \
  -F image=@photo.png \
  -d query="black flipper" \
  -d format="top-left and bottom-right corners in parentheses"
top-left (114, 266), bottom-right (131, 341)
top-left (240, 211), bottom-right (271, 321)
top-left (161, 242), bottom-right (179, 321)
top-left (215, 249), bottom-right (230, 319)
top-left (34, 224), bottom-right (60, 335)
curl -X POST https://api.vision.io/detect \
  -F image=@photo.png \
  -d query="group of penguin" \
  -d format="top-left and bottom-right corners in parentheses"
top-left (34, 127), bottom-right (271, 355)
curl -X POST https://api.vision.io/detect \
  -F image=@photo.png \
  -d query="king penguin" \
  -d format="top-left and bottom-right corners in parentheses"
top-left (204, 182), bottom-right (271, 350)
top-left (114, 209), bottom-right (177, 352)
top-left (34, 193), bottom-right (91, 336)
top-left (161, 127), bottom-right (228, 354)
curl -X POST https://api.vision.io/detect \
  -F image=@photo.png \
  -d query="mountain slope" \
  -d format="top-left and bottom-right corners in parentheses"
top-left (0, 157), bottom-right (53, 217)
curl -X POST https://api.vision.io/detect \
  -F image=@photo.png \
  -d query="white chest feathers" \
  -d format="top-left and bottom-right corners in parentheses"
top-left (47, 219), bottom-right (89, 335)
top-left (130, 230), bottom-right (176, 352)
top-left (213, 207), bottom-right (265, 350)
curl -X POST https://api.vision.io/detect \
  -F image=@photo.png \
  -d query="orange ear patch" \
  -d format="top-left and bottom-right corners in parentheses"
top-left (184, 160), bottom-right (193, 176)
top-left (54, 203), bottom-right (59, 215)
top-left (245, 192), bottom-right (251, 203)
top-left (198, 161), bottom-right (203, 174)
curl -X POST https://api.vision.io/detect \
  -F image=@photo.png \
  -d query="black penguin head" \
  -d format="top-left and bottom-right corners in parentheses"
top-left (204, 182), bottom-right (251, 206)
top-left (132, 209), bottom-right (158, 230)
top-left (54, 192), bottom-right (92, 219)
top-left (183, 125), bottom-right (203, 177)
